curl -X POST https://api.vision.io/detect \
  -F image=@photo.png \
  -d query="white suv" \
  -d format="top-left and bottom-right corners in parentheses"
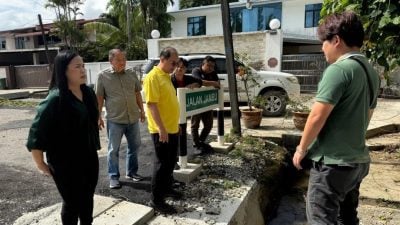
top-left (142, 53), bottom-right (300, 116)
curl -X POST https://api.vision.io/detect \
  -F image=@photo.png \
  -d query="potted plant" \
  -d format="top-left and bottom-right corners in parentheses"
top-left (235, 53), bottom-right (264, 129)
top-left (286, 96), bottom-right (312, 131)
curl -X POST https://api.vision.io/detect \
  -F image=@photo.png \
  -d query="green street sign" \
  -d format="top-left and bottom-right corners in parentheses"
top-left (186, 89), bottom-right (219, 112)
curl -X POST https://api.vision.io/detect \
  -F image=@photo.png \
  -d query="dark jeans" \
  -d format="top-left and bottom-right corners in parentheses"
top-left (306, 161), bottom-right (369, 225)
top-left (50, 153), bottom-right (99, 225)
top-left (151, 133), bottom-right (179, 202)
top-left (191, 110), bottom-right (213, 146)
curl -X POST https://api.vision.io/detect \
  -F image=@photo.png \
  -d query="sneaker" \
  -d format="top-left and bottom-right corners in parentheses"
top-left (109, 179), bottom-right (121, 189)
top-left (149, 200), bottom-right (177, 214)
top-left (125, 174), bottom-right (144, 182)
top-left (165, 189), bottom-right (183, 200)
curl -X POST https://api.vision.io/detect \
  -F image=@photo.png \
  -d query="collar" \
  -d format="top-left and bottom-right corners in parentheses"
top-left (154, 66), bottom-right (170, 77)
top-left (337, 51), bottom-right (365, 62)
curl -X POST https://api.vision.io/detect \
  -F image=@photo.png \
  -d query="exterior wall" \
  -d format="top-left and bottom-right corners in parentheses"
top-left (171, 7), bottom-right (223, 37)
top-left (282, 0), bottom-right (321, 41)
top-left (14, 65), bottom-right (51, 88)
top-left (5, 36), bottom-right (15, 50)
top-left (24, 37), bottom-right (35, 49)
top-left (169, 0), bottom-right (322, 43)
top-left (148, 30), bottom-right (283, 71)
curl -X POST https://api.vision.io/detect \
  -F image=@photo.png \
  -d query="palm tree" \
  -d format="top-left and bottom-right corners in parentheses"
top-left (45, 0), bottom-right (85, 49)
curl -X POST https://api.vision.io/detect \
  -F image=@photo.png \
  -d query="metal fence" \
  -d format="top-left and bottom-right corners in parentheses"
top-left (282, 54), bottom-right (328, 92)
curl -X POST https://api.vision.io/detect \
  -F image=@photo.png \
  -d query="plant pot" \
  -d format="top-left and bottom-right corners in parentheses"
top-left (241, 108), bottom-right (263, 129)
top-left (292, 111), bottom-right (309, 131)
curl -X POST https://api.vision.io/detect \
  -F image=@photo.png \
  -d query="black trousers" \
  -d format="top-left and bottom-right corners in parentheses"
top-left (191, 110), bottom-right (213, 146)
top-left (49, 153), bottom-right (99, 225)
top-left (307, 162), bottom-right (369, 225)
top-left (151, 133), bottom-right (179, 202)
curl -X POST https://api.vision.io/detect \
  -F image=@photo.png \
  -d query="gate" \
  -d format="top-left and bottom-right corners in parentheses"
top-left (282, 54), bottom-right (328, 92)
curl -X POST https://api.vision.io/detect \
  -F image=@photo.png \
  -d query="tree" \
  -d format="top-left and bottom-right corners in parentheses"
top-left (321, 0), bottom-right (400, 79)
top-left (45, 0), bottom-right (85, 49)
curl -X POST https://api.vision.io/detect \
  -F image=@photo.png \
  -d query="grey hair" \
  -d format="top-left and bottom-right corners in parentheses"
top-left (109, 48), bottom-right (126, 61)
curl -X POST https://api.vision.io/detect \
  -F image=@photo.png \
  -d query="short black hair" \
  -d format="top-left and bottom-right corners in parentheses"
top-left (203, 55), bottom-right (216, 64)
top-left (159, 47), bottom-right (178, 59)
top-left (178, 57), bottom-right (188, 68)
top-left (317, 11), bottom-right (364, 48)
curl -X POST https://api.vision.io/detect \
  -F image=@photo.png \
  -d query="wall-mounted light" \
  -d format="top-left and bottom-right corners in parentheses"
top-left (269, 18), bottom-right (281, 30)
top-left (151, 29), bottom-right (160, 39)
top-left (246, 0), bottom-right (252, 10)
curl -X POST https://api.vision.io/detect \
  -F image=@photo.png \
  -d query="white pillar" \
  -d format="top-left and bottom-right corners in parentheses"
top-left (264, 29), bottom-right (283, 72)
top-left (147, 39), bottom-right (160, 59)
top-left (33, 52), bottom-right (40, 65)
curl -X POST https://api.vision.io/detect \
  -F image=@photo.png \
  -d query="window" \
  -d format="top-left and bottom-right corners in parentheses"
top-left (187, 16), bottom-right (206, 36)
top-left (305, 3), bottom-right (322, 28)
top-left (231, 3), bottom-right (282, 33)
top-left (15, 37), bottom-right (25, 49)
top-left (38, 34), bottom-right (62, 46)
top-left (0, 38), bottom-right (5, 50)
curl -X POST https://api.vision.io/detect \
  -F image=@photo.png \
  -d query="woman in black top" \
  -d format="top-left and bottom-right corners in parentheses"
top-left (27, 50), bottom-right (100, 225)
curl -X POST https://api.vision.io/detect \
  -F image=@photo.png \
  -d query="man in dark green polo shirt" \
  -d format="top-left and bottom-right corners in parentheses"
top-left (96, 49), bottom-right (145, 189)
top-left (292, 12), bottom-right (380, 225)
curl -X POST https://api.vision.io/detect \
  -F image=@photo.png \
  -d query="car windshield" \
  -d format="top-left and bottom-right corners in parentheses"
top-left (143, 59), bottom-right (160, 74)
top-left (142, 57), bottom-right (247, 75)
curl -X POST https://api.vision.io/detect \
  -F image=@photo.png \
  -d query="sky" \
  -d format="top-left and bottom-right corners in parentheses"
top-left (0, 0), bottom-right (109, 31)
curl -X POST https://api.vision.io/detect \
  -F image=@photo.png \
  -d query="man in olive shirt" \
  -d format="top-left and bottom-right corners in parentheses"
top-left (292, 12), bottom-right (380, 225)
top-left (96, 49), bottom-right (145, 189)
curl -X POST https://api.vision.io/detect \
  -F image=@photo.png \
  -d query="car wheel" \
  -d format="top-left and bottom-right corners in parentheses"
top-left (261, 90), bottom-right (286, 117)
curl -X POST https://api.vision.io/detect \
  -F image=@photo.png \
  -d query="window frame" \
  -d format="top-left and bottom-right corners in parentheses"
top-left (15, 37), bottom-right (25, 49)
top-left (0, 38), bottom-right (6, 50)
top-left (187, 16), bottom-right (206, 36)
top-left (304, 3), bottom-right (322, 28)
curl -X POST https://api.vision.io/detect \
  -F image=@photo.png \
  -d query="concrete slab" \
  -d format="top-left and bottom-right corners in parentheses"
top-left (209, 141), bottom-right (234, 153)
top-left (360, 163), bottom-right (400, 202)
top-left (13, 203), bottom-right (62, 225)
top-left (13, 195), bottom-right (152, 225)
top-left (93, 195), bottom-right (122, 217)
top-left (173, 163), bottom-right (202, 184)
top-left (93, 201), bottom-right (154, 225)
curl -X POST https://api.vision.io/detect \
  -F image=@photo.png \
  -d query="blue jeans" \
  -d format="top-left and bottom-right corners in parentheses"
top-left (107, 120), bottom-right (141, 180)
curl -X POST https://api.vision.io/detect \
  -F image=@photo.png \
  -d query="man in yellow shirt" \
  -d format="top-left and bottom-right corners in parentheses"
top-left (143, 47), bottom-right (182, 214)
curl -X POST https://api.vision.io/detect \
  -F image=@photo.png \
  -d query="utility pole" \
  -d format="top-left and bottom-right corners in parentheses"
top-left (38, 14), bottom-right (50, 65)
top-left (220, 0), bottom-right (241, 136)
top-left (127, 0), bottom-right (132, 45)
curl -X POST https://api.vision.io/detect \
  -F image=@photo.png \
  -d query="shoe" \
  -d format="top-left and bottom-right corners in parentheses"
top-left (109, 179), bottom-right (121, 189)
top-left (125, 174), bottom-right (144, 182)
top-left (172, 179), bottom-right (185, 189)
top-left (200, 142), bottom-right (214, 153)
top-left (193, 148), bottom-right (203, 155)
top-left (174, 163), bottom-right (181, 170)
top-left (149, 200), bottom-right (177, 214)
top-left (165, 189), bottom-right (183, 200)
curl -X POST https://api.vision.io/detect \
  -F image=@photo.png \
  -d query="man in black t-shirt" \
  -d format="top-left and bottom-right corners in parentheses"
top-left (191, 56), bottom-right (220, 154)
